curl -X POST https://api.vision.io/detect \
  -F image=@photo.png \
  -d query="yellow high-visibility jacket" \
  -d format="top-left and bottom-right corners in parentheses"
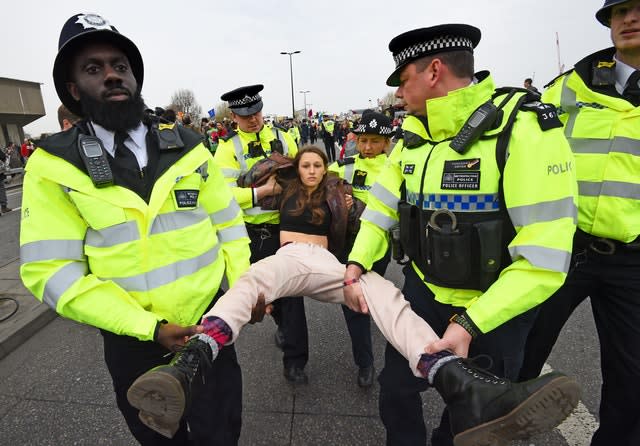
top-left (213, 125), bottom-right (297, 225)
top-left (544, 47), bottom-right (640, 243)
top-left (328, 153), bottom-right (388, 205)
top-left (349, 72), bottom-right (578, 334)
top-left (20, 126), bottom-right (250, 341)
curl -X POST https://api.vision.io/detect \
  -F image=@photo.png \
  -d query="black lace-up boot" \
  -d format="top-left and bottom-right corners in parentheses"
top-left (127, 335), bottom-right (218, 438)
top-left (433, 358), bottom-right (580, 446)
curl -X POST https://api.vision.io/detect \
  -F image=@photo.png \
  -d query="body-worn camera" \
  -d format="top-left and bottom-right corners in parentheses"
top-left (151, 123), bottom-right (185, 151)
top-left (248, 141), bottom-right (266, 158)
top-left (270, 139), bottom-right (284, 154)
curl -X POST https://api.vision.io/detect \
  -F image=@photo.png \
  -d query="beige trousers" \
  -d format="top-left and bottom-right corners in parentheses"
top-left (203, 242), bottom-right (439, 377)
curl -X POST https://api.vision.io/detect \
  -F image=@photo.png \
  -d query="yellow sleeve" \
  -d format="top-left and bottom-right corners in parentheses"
top-left (213, 137), bottom-right (254, 209)
top-left (465, 115), bottom-right (578, 333)
top-left (200, 159), bottom-right (251, 287)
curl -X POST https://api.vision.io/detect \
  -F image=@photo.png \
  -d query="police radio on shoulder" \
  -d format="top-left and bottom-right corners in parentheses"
top-left (449, 102), bottom-right (498, 154)
top-left (77, 134), bottom-right (114, 188)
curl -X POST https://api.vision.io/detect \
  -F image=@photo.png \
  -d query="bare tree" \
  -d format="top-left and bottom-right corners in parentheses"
top-left (379, 91), bottom-right (397, 109)
top-left (215, 102), bottom-right (232, 122)
top-left (170, 89), bottom-right (203, 120)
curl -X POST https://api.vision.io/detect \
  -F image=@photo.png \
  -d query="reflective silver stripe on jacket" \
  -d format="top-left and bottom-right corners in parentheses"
top-left (231, 135), bottom-right (247, 172)
top-left (86, 221), bottom-right (139, 248)
top-left (569, 136), bottom-right (640, 156)
top-left (150, 208), bottom-right (209, 236)
top-left (361, 208), bottom-right (397, 231)
top-left (579, 180), bottom-right (640, 200)
top-left (244, 206), bottom-right (276, 216)
top-left (21, 240), bottom-right (86, 264)
top-left (344, 163), bottom-right (355, 183)
top-left (509, 245), bottom-right (571, 273)
top-left (104, 244), bottom-right (221, 292)
top-left (210, 201), bottom-right (241, 225)
top-left (217, 225), bottom-right (248, 243)
top-left (560, 77), bottom-right (579, 136)
top-left (370, 183), bottom-right (399, 209)
top-left (274, 128), bottom-right (290, 155)
top-left (221, 168), bottom-right (241, 179)
top-left (42, 261), bottom-right (88, 309)
top-left (508, 197), bottom-right (577, 227)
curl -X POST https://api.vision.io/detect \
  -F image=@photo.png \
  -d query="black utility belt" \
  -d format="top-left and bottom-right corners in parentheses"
top-left (574, 229), bottom-right (640, 256)
top-left (398, 202), bottom-right (508, 291)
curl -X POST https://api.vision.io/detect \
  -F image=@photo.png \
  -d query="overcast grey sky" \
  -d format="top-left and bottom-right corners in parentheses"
top-left (3, 0), bottom-right (610, 136)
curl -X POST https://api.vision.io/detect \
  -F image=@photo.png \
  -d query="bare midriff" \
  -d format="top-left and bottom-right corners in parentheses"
top-left (279, 230), bottom-right (329, 249)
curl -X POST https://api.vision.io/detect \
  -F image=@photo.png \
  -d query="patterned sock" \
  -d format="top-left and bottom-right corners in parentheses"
top-left (201, 316), bottom-right (233, 349)
top-left (417, 350), bottom-right (458, 384)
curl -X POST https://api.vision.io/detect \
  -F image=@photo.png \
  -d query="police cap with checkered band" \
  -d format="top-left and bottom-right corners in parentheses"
top-left (352, 111), bottom-right (394, 137)
top-left (221, 84), bottom-right (264, 116)
top-left (53, 13), bottom-right (144, 117)
top-left (386, 24), bottom-right (481, 87)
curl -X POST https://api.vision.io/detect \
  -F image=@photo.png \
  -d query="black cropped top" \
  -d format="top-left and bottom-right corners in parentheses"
top-left (280, 194), bottom-right (331, 236)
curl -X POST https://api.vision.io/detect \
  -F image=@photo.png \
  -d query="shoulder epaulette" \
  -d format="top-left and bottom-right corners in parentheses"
top-left (337, 157), bottom-right (356, 166)
top-left (544, 69), bottom-right (574, 89)
top-left (220, 130), bottom-right (237, 142)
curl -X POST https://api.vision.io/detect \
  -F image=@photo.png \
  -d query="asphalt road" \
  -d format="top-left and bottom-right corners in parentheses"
top-left (0, 184), bottom-right (601, 445)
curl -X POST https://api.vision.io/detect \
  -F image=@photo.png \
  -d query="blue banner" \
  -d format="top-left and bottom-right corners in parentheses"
top-left (207, 108), bottom-right (216, 118)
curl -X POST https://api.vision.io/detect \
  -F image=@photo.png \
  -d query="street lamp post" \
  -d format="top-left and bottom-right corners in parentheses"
top-left (280, 50), bottom-right (301, 118)
top-left (300, 90), bottom-right (310, 118)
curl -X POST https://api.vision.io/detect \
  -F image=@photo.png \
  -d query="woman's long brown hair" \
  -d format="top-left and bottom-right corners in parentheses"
top-left (279, 145), bottom-right (330, 225)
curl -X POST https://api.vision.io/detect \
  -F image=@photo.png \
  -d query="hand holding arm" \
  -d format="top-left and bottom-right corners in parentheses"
top-left (255, 174), bottom-right (282, 200)
top-left (343, 264), bottom-right (368, 314)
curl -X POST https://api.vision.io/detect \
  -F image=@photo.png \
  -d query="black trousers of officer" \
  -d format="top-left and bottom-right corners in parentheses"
top-left (520, 241), bottom-right (640, 446)
top-left (378, 265), bottom-right (536, 446)
top-left (246, 223), bottom-right (309, 370)
top-left (323, 136), bottom-right (336, 163)
top-left (101, 292), bottom-right (242, 446)
top-left (340, 250), bottom-right (391, 369)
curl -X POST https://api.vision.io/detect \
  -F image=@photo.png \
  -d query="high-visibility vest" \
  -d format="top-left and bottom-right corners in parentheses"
top-left (544, 49), bottom-right (640, 243)
top-left (20, 128), bottom-right (250, 341)
top-left (349, 73), bottom-right (578, 334)
top-left (213, 125), bottom-right (298, 225)
top-left (328, 153), bottom-right (387, 205)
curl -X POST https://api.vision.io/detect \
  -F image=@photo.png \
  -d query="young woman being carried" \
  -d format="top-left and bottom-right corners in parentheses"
top-left (127, 146), bottom-right (580, 446)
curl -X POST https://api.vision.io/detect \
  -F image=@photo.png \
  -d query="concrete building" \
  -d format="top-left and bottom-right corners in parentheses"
top-left (0, 77), bottom-right (45, 147)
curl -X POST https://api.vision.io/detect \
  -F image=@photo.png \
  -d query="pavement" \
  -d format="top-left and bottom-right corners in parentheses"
top-left (0, 171), bottom-right (57, 361)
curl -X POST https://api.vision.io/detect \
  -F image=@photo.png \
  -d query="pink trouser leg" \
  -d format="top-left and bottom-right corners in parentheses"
top-left (204, 243), bottom-right (440, 377)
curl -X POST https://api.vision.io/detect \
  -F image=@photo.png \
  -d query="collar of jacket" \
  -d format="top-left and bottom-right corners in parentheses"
top-left (420, 70), bottom-right (495, 141)
top-left (237, 125), bottom-right (275, 144)
top-left (568, 46), bottom-right (636, 109)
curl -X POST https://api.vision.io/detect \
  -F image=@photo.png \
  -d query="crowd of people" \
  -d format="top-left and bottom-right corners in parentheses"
top-left (16, 1), bottom-right (640, 445)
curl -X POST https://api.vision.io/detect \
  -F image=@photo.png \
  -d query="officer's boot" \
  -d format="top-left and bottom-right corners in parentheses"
top-left (433, 358), bottom-right (580, 446)
top-left (127, 334), bottom-right (218, 438)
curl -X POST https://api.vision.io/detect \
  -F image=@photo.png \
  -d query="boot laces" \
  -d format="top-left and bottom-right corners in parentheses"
top-left (172, 339), bottom-right (213, 384)
top-left (459, 355), bottom-right (507, 385)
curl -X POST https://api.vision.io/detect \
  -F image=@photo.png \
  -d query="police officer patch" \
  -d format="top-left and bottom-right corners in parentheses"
top-left (441, 159), bottom-right (481, 190)
top-left (174, 190), bottom-right (199, 208)
top-left (403, 164), bottom-right (415, 174)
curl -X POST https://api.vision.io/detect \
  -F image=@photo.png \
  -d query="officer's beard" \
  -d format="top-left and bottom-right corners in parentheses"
top-left (77, 86), bottom-right (146, 132)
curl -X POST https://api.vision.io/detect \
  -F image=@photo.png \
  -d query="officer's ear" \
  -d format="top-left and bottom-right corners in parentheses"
top-left (67, 82), bottom-right (80, 101)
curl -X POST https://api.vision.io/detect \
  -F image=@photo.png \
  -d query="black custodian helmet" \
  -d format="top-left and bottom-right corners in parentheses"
top-left (53, 13), bottom-right (144, 116)
top-left (596, 0), bottom-right (630, 27)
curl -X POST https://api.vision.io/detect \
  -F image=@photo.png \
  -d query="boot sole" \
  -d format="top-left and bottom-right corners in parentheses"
top-left (453, 375), bottom-right (580, 446)
top-left (126, 370), bottom-right (186, 439)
